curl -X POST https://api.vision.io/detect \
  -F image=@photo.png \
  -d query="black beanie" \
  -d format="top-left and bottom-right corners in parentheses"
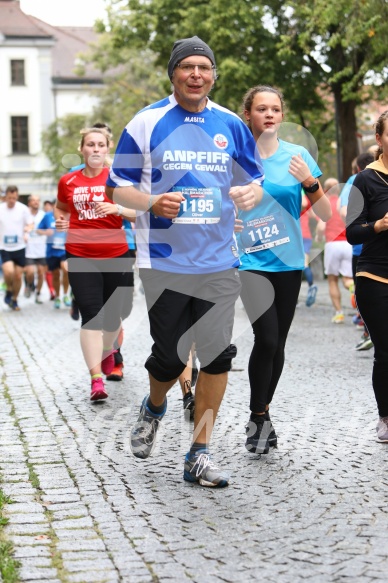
top-left (168, 36), bottom-right (216, 80)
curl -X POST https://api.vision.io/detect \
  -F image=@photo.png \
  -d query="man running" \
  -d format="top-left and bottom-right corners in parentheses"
top-left (107, 36), bottom-right (264, 487)
top-left (0, 186), bottom-right (33, 311)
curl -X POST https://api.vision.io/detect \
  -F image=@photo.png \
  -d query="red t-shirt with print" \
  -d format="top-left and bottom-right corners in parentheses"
top-left (57, 168), bottom-right (128, 258)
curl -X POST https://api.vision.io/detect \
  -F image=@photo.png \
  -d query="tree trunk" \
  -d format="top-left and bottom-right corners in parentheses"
top-left (334, 91), bottom-right (359, 182)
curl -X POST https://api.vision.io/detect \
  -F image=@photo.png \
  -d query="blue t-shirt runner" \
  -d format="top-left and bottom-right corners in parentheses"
top-left (38, 211), bottom-right (66, 259)
top-left (238, 139), bottom-right (321, 272)
top-left (107, 94), bottom-right (264, 274)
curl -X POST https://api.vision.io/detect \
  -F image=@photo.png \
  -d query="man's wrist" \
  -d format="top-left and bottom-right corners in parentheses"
top-left (148, 195), bottom-right (157, 215)
top-left (116, 204), bottom-right (123, 216)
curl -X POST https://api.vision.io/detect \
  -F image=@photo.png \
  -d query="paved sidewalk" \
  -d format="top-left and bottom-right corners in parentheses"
top-left (0, 280), bottom-right (387, 583)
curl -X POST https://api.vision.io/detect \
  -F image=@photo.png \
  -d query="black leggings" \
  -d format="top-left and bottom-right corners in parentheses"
top-left (355, 276), bottom-right (388, 417)
top-left (240, 269), bottom-right (302, 413)
top-left (67, 252), bottom-right (134, 331)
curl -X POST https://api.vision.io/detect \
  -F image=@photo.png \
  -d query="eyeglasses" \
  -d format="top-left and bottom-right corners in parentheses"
top-left (176, 62), bottom-right (216, 75)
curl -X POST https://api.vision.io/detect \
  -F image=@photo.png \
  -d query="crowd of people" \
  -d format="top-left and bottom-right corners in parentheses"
top-left (1, 36), bottom-right (387, 487)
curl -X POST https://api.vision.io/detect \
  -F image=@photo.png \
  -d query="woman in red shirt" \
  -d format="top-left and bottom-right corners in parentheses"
top-left (56, 127), bottom-right (134, 401)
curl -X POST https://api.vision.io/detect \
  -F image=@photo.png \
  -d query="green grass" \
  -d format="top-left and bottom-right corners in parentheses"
top-left (0, 488), bottom-right (20, 582)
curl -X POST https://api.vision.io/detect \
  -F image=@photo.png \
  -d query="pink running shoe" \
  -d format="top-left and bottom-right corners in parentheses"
top-left (101, 349), bottom-right (116, 375)
top-left (90, 377), bottom-right (108, 401)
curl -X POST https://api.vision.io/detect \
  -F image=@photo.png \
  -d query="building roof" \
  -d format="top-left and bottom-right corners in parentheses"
top-left (0, 0), bottom-right (102, 82)
top-left (30, 18), bottom-right (102, 82)
top-left (0, 0), bottom-right (53, 38)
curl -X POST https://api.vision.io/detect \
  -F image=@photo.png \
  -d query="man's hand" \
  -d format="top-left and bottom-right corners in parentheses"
top-left (229, 184), bottom-right (262, 211)
top-left (150, 193), bottom-right (185, 219)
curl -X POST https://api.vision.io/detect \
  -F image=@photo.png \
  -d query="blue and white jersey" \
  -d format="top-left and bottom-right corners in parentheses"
top-left (107, 94), bottom-right (263, 274)
top-left (238, 140), bottom-right (321, 272)
top-left (38, 211), bottom-right (66, 259)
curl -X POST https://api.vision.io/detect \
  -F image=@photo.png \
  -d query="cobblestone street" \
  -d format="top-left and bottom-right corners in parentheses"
top-left (0, 280), bottom-right (387, 583)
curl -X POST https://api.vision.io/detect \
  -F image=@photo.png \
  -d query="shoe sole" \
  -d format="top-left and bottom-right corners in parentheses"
top-left (106, 373), bottom-right (123, 381)
top-left (130, 437), bottom-right (157, 459)
top-left (355, 340), bottom-right (373, 351)
top-left (245, 443), bottom-right (270, 454)
top-left (183, 470), bottom-right (228, 487)
top-left (90, 390), bottom-right (108, 401)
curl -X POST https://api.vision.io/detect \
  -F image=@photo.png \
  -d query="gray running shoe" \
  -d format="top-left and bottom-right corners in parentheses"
top-left (130, 396), bottom-right (166, 459)
top-left (355, 334), bottom-right (373, 351)
top-left (184, 450), bottom-right (229, 487)
top-left (376, 417), bottom-right (388, 443)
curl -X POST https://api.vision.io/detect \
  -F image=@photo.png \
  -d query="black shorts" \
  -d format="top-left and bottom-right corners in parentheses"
top-left (46, 255), bottom-right (66, 272)
top-left (0, 248), bottom-right (26, 268)
top-left (140, 268), bottom-right (241, 381)
top-left (25, 257), bottom-right (47, 267)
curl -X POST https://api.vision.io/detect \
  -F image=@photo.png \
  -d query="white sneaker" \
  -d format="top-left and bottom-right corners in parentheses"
top-left (376, 417), bottom-right (388, 442)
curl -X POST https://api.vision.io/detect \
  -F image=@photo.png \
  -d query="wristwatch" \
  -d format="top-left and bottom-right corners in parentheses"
top-left (303, 180), bottom-right (319, 193)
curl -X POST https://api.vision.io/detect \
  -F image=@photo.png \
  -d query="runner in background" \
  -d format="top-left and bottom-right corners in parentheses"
top-left (339, 152), bottom-right (374, 349)
top-left (300, 193), bottom-right (318, 307)
top-left (37, 208), bottom-right (70, 310)
top-left (42, 200), bottom-right (56, 298)
top-left (24, 195), bottom-right (48, 304)
top-left (56, 126), bottom-right (135, 401)
top-left (0, 185), bottom-right (34, 311)
top-left (316, 178), bottom-right (353, 324)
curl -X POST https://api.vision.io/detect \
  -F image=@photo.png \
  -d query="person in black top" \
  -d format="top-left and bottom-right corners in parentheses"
top-left (346, 110), bottom-right (388, 443)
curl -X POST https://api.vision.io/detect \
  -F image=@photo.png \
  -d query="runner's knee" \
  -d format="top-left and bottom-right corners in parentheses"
top-left (201, 344), bottom-right (237, 375)
top-left (145, 353), bottom-right (186, 383)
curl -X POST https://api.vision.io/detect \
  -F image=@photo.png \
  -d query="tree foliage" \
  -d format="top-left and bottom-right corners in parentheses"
top-left (274, 0), bottom-right (388, 178)
top-left (41, 114), bottom-right (88, 182)
top-left (43, 0), bottom-right (388, 181)
top-left (96, 0), bottom-right (388, 179)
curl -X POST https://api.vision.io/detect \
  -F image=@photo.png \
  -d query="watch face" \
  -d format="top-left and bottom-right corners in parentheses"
top-left (305, 181), bottom-right (319, 193)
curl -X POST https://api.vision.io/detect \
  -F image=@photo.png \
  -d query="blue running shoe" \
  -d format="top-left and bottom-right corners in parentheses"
top-left (306, 284), bottom-right (318, 307)
top-left (4, 291), bottom-right (12, 305)
top-left (352, 314), bottom-right (363, 327)
top-left (10, 299), bottom-right (20, 311)
top-left (184, 450), bottom-right (229, 487)
top-left (130, 396), bottom-right (166, 459)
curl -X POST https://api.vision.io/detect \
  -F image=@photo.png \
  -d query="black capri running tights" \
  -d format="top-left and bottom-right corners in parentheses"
top-left (67, 251), bottom-right (134, 331)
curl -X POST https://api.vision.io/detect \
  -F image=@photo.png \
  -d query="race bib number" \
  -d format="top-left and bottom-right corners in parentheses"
top-left (52, 233), bottom-right (66, 250)
top-left (4, 235), bottom-right (18, 245)
top-left (241, 213), bottom-right (290, 254)
top-left (172, 187), bottom-right (222, 224)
